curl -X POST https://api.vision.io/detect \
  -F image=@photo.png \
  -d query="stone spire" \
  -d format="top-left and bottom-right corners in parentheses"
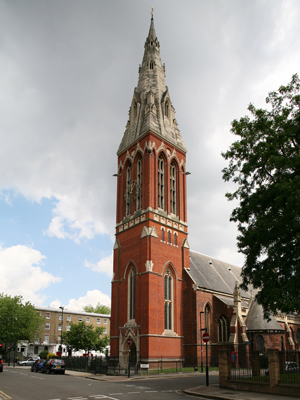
top-left (118, 16), bottom-right (186, 155)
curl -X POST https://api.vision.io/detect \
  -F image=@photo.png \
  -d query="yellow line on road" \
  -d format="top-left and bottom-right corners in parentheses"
top-left (0, 390), bottom-right (12, 399)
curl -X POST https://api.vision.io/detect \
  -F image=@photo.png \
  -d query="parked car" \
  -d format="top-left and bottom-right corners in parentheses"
top-left (265, 361), bottom-right (299, 376)
top-left (0, 355), bottom-right (3, 372)
top-left (41, 359), bottom-right (66, 374)
top-left (18, 357), bottom-right (38, 366)
top-left (31, 358), bottom-right (46, 372)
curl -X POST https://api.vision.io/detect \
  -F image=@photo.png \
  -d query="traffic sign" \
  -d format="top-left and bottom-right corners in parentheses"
top-left (127, 337), bottom-right (131, 345)
top-left (203, 332), bottom-right (209, 343)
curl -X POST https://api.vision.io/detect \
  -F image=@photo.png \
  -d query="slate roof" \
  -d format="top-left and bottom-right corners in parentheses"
top-left (187, 250), bottom-right (251, 299)
top-left (246, 301), bottom-right (284, 332)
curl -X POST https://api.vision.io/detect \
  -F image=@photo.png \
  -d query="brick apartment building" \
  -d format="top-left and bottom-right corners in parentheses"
top-left (110, 15), bottom-right (300, 369)
top-left (23, 307), bottom-right (110, 358)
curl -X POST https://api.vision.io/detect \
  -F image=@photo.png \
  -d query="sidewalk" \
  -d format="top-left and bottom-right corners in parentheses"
top-left (65, 370), bottom-right (296, 399)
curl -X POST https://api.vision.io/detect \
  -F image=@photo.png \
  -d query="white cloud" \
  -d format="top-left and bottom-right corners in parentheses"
top-left (0, 244), bottom-right (61, 304)
top-left (85, 253), bottom-right (113, 278)
top-left (50, 289), bottom-right (111, 312)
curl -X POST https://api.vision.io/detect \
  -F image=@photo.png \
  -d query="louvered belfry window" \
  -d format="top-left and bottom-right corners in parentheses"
top-left (158, 155), bottom-right (164, 209)
top-left (170, 162), bottom-right (176, 214)
top-left (136, 157), bottom-right (142, 210)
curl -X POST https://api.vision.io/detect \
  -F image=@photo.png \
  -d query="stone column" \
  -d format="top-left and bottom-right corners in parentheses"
top-left (268, 349), bottom-right (280, 388)
top-left (219, 349), bottom-right (231, 387)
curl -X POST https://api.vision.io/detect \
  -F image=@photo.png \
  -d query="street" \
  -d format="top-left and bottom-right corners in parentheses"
top-left (0, 367), bottom-right (219, 400)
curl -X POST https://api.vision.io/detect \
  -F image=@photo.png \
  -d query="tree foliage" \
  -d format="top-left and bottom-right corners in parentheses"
top-left (63, 321), bottom-right (109, 354)
top-left (83, 302), bottom-right (111, 315)
top-left (222, 74), bottom-right (300, 317)
top-left (0, 294), bottom-right (44, 344)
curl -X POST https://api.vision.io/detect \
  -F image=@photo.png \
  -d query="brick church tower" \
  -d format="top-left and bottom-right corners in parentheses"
top-left (110, 15), bottom-right (190, 368)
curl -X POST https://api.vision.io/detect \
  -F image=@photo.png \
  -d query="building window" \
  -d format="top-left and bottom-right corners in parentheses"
top-left (103, 328), bottom-right (107, 334)
top-left (256, 335), bottom-right (264, 354)
top-left (137, 157), bottom-right (142, 210)
top-left (128, 268), bottom-right (136, 320)
top-left (281, 336), bottom-right (284, 351)
top-left (58, 324), bottom-right (62, 331)
top-left (45, 323), bottom-right (50, 330)
top-left (164, 269), bottom-right (173, 330)
top-left (168, 230), bottom-right (171, 244)
top-left (165, 101), bottom-right (169, 117)
top-left (67, 315), bottom-right (71, 322)
top-left (158, 155), bottom-right (164, 209)
top-left (297, 328), bottom-right (300, 344)
top-left (46, 312), bottom-right (51, 319)
top-left (79, 316), bottom-right (83, 322)
top-left (34, 335), bottom-right (40, 343)
top-left (133, 101), bottom-right (137, 119)
top-left (44, 335), bottom-right (49, 344)
top-left (86, 317), bottom-right (90, 323)
top-left (170, 162), bottom-right (176, 214)
top-left (59, 315), bottom-right (62, 321)
top-left (161, 228), bottom-right (165, 242)
top-left (97, 318), bottom-right (101, 324)
top-left (205, 304), bottom-right (210, 335)
top-left (126, 164), bottom-right (132, 216)
top-left (67, 325), bottom-right (71, 332)
top-left (174, 232), bottom-right (177, 246)
top-left (150, 61), bottom-right (154, 70)
top-left (217, 315), bottom-right (229, 343)
top-left (104, 319), bottom-right (107, 324)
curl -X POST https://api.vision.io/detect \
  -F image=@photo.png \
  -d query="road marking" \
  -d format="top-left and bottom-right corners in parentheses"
top-left (145, 391), bottom-right (158, 393)
top-left (19, 373), bottom-right (27, 376)
top-left (89, 396), bottom-right (120, 400)
top-left (0, 390), bottom-right (12, 399)
top-left (108, 395), bottom-right (123, 396)
top-left (127, 392), bottom-right (140, 394)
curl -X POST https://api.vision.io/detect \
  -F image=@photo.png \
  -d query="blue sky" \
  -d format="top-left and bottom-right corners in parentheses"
top-left (1, 0), bottom-right (300, 311)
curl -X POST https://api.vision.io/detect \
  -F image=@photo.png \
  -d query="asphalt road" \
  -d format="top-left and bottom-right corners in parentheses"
top-left (0, 367), bottom-right (219, 400)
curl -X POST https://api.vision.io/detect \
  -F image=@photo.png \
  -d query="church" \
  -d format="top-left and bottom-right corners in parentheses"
top-left (110, 15), bottom-right (300, 369)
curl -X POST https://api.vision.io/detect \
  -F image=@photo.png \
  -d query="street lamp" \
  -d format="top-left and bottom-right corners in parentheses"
top-left (59, 306), bottom-right (65, 357)
top-left (200, 311), bottom-right (205, 373)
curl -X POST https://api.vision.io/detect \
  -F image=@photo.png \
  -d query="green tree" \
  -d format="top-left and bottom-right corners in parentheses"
top-left (83, 302), bottom-right (111, 315)
top-left (222, 74), bottom-right (300, 318)
top-left (0, 294), bottom-right (44, 344)
top-left (63, 321), bottom-right (109, 355)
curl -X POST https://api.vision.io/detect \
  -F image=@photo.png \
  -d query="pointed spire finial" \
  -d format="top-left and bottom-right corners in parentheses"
top-left (151, 5), bottom-right (154, 19)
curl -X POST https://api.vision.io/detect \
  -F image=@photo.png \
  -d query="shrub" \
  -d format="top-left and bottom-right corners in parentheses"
top-left (39, 350), bottom-right (49, 359)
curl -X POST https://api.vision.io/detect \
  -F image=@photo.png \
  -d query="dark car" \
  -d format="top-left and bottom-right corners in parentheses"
top-left (41, 359), bottom-right (65, 374)
top-left (0, 355), bottom-right (3, 372)
top-left (31, 358), bottom-right (46, 372)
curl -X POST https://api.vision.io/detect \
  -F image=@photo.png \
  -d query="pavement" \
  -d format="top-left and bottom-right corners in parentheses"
top-left (5, 365), bottom-right (296, 400)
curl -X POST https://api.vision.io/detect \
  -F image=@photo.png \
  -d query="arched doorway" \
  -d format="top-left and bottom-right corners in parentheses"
top-left (130, 341), bottom-right (137, 367)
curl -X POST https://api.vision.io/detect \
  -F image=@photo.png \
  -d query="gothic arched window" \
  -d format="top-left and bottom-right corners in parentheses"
top-left (165, 101), bottom-right (169, 117)
top-left (256, 335), bottom-right (264, 354)
top-left (150, 61), bottom-right (154, 70)
top-left (174, 232), bottom-right (177, 246)
top-left (281, 336), bottom-right (285, 351)
top-left (126, 164), bottom-right (132, 216)
top-left (217, 315), bottom-right (229, 343)
top-left (158, 155), bottom-right (165, 209)
top-left (170, 162), bottom-right (176, 214)
top-left (136, 157), bottom-right (142, 210)
top-left (133, 101), bottom-right (137, 119)
top-left (128, 268), bottom-right (136, 320)
top-left (205, 304), bottom-right (210, 335)
top-left (168, 230), bottom-right (171, 244)
top-left (164, 269), bottom-right (173, 331)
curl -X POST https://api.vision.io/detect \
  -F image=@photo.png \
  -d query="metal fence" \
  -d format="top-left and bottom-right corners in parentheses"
top-left (230, 346), bottom-right (269, 383)
top-left (280, 350), bottom-right (300, 385)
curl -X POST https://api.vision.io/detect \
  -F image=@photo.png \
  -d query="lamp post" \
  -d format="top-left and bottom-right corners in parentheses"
top-left (200, 311), bottom-right (205, 373)
top-left (59, 306), bottom-right (64, 357)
